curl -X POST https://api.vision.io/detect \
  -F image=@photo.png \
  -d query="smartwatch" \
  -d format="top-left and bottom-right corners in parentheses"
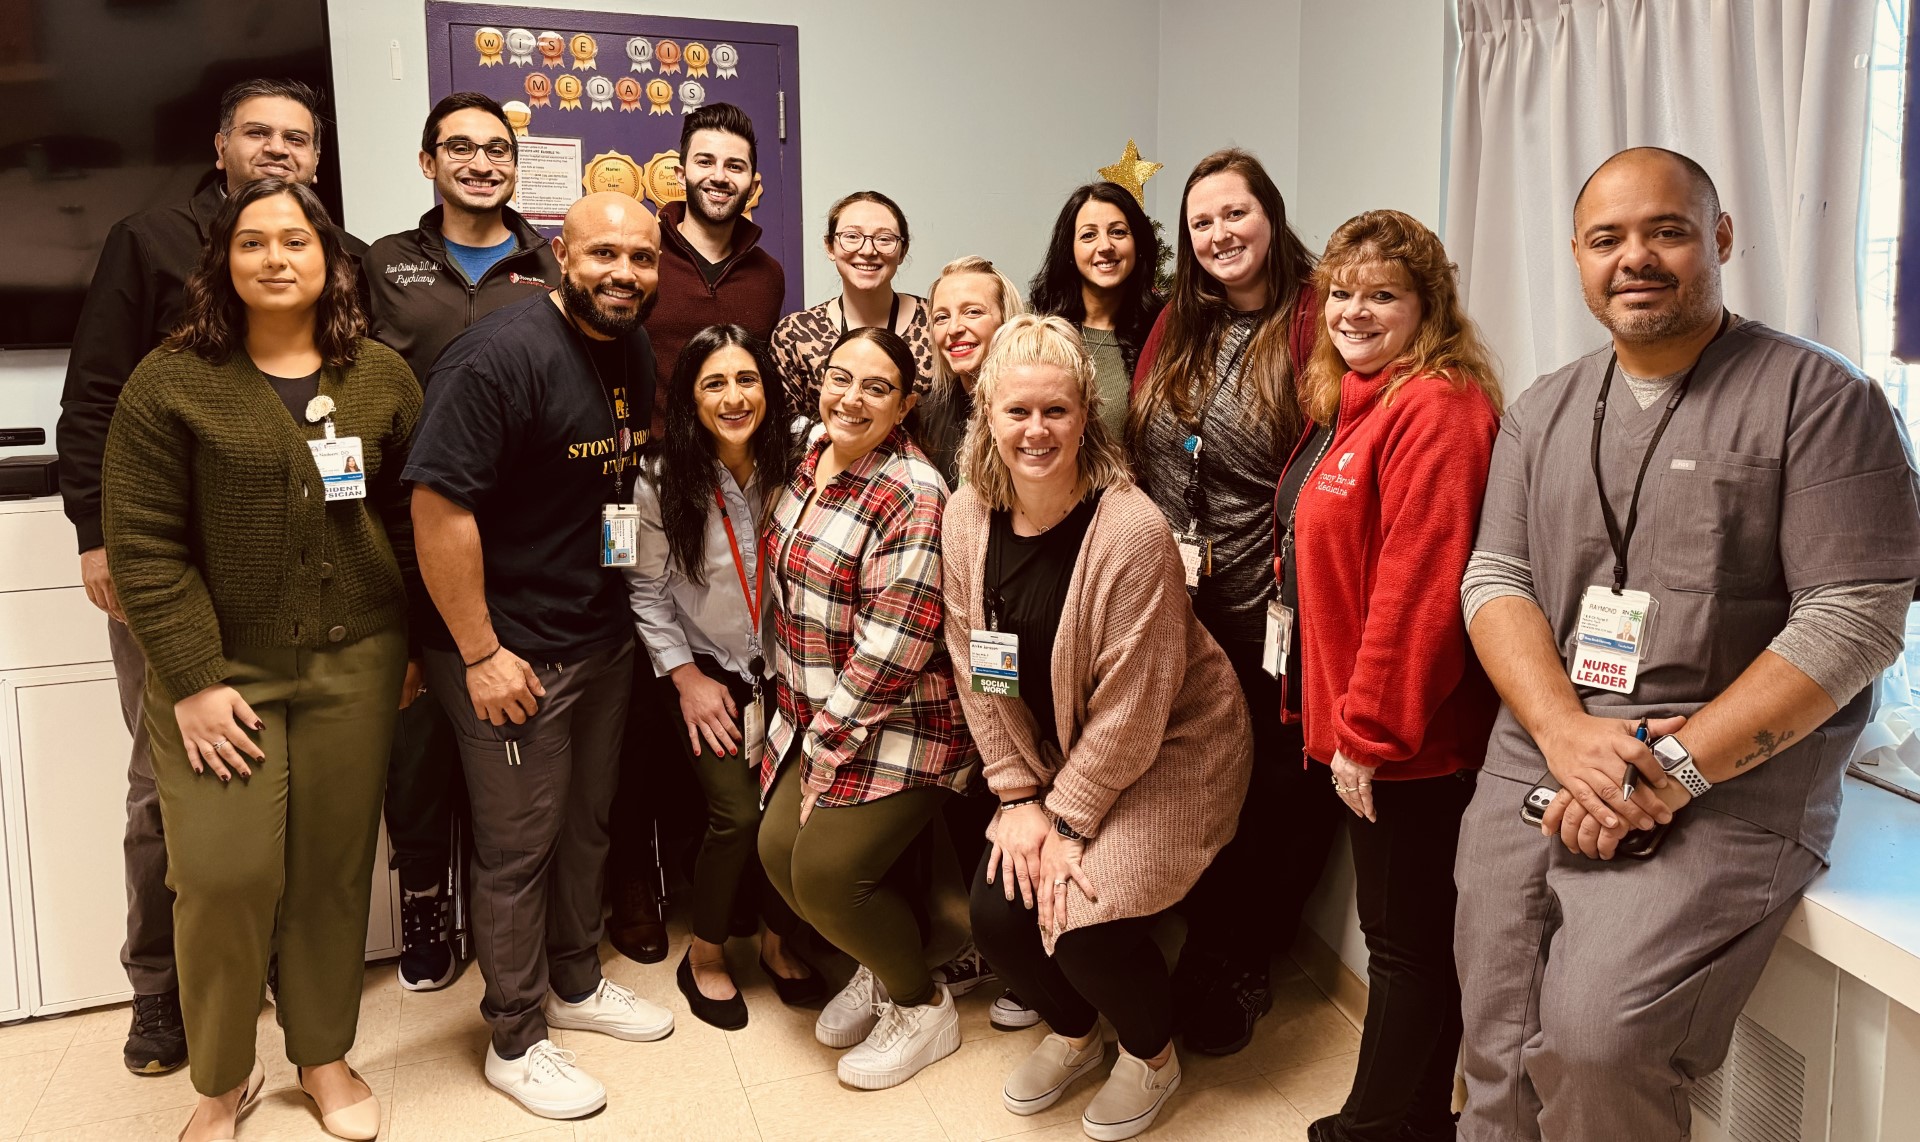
top-left (1053, 816), bottom-right (1087, 842)
top-left (1651, 734), bottom-right (1712, 798)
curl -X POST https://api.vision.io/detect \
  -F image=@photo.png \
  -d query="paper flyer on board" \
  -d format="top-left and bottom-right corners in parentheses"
top-left (508, 135), bottom-right (584, 225)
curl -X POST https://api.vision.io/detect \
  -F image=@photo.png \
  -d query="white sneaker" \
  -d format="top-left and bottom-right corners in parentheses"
top-left (541, 978), bottom-right (674, 1042)
top-left (484, 1040), bottom-right (607, 1120)
top-left (931, 941), bottom-right (998, 997)
top-left (836, 984), bottom-right (962, 1090)
top-left (815, 964), bottom-right (888, 1048)
top-left (1003, 1032), bottom-right (1105, 1115)
top-left (1082, 1047), bottom-right (1181, 1140)
top-left (991, 988), bottom-right (1043, 1031)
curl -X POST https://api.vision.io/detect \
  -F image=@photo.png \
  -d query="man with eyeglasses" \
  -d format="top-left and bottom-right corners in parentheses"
top-left (56, 75), bottom-right (361, 1082)
top-left (615, 100), bottom-right (788, 967)
top-left (364, 91), bottom-right (562, 994)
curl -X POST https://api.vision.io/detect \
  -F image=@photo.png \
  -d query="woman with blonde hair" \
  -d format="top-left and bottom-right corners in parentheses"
top-left (943, 315), bottom-right (1251, 1139)
top-left (1279, 209), bottom-right (1502, 1142)
top-left (916, 255), bottom-right (1027, 487)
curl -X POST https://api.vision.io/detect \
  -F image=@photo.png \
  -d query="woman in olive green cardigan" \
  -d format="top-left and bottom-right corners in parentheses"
top-left (102, 179), bottom-right (419, 1142)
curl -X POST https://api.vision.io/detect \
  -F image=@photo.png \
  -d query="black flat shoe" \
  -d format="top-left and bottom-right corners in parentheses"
top-left (759, 954), bottom-right (828, 1006)
top-left (677, 949), bottom-right (748, 1031)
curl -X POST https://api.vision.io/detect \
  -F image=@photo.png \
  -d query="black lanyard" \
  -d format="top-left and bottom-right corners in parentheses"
top-left (838, 292), bottom-right (901, 335)
top-left (1590, 310), bottom-right (1728, 593)
top-left (1180, 323), bottom-right (1256, 534)
top-left (1278, 412), bottom-right (1337, 575)
top-left (561, 313), bottom-right (635, 501)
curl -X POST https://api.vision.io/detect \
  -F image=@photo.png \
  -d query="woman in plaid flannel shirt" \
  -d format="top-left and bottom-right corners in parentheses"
top-left (757, 325), bottom-right (978, 1091)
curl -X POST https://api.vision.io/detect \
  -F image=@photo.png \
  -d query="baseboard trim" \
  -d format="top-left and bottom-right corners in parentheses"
top-left (1289, 925), bottom-right (1368, 1032)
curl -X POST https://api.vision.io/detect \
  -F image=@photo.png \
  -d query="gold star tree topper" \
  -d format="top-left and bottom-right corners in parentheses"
top-left (1099, 139), bottom-right (1163, 206)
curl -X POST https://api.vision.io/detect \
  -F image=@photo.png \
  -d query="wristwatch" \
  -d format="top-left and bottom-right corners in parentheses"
top-left (1053, 816), bottom-right (1087, 842)
top-left (1651, 734), bottom-right (1712, 798)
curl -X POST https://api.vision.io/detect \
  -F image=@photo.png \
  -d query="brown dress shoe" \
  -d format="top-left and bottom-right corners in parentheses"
top-left (609, 875), bottom-right (668, 963)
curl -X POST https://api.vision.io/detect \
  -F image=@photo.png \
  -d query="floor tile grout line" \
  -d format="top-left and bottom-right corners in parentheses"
top-left (13, 1041), bottom-right (64, 1140)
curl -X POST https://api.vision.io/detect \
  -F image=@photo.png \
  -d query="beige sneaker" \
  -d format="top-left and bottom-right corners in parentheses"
top-left (1081, 1047), bottom-right (1181, 1140)
top-left (1004, 1032), bottom-right (1105, 1115)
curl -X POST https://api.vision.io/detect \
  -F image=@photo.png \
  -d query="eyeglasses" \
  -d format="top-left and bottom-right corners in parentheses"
top-left (435, 138), bottom-right (517, 164)
top-left (821, 369), bottom-right (900, 400)
top-left (833, 230), bottom-right (903, 256)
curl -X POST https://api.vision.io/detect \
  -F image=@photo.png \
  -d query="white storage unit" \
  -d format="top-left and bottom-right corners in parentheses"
top-left (0, 496), bottom-right (400, 1022)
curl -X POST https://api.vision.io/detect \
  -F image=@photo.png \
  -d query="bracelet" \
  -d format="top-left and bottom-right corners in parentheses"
top-left (999, 794), bottom-right (1044, 810)
top-left (463, 644), bottom-right (502, 669)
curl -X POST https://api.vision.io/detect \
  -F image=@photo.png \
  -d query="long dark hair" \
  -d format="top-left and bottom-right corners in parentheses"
top-left (658, 325), bottom-right (795, 586)
top-left (165, 178), bottom-right (365, 367)
top-left (1027, 182), bottom-right (1164, 375)
top-left (1128, 149), bottom-right (1314, 453)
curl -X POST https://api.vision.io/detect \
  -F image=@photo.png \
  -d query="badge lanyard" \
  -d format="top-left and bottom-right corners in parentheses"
top-left (839, 292), bottom-right (901, 336)
top-left (562, 314), bottom-right (635, 501)
top-left (714, 485), bottom-right (767, 677)
top-left (1277, 415), bottom-right (1337, 582)
top-left (1180, 326), bottom-right (1255, 536)
top-left (1589, 310), bottom-right (1728, 594)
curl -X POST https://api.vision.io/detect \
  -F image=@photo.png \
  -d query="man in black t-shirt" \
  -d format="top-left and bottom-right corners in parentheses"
top-left (405, 193), bottom-right (675, 1120)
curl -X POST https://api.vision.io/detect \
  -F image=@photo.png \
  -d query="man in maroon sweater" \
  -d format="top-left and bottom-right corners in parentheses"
top-left (616, 102), bottom-right (786, 963)
top-left (643, 102), bottom-right (787, 437)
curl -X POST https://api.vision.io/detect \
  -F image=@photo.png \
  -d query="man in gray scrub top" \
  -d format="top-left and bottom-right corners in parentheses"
top-left (1454, 146), bottom-right (1920, 1142)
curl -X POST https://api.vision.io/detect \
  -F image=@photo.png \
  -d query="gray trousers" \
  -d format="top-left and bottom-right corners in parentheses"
top-left (1454, 770), bottom-right (1824, 1142)
top-left (109, 618), bottom-right (176, 995)
top-left (426, 639), bottom-right (633, 1057)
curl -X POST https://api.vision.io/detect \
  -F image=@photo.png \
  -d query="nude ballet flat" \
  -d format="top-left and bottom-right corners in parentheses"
top-left (298, 1064), bottom-right (382, 1140)
top-left (177, 1060), bottom-right (266, 1142)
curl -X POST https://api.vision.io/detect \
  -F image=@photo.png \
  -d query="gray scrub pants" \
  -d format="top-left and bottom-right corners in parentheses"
top-left (427, 639), bottom-right (633, 1057)
top-left (1453, 770), bottom-right (1824, 1142)
top-left (110, 618), bottom-right (176, 996)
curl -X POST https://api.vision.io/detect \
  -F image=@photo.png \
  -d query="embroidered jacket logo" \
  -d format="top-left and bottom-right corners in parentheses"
top-left (1338, 452), bottom-right (1354, 471)
top-left (509, 272), bottom-right (548, 286)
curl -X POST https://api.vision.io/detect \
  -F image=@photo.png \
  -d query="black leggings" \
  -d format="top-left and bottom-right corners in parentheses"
top-left (969, 850), bottom-right (1172, 1059)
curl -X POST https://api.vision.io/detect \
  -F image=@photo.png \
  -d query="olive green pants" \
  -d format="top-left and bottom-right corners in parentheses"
top-left (757, 758), bottom-right (949, 1007)
top-left (147, 627), bottom-right (405, 1095)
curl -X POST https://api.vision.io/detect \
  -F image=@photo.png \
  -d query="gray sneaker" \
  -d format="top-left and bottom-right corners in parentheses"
top-left (1003, 1032), bottom-right (1105, 1115)
top-left (1082, 1047), bottom-right (1182, 1140)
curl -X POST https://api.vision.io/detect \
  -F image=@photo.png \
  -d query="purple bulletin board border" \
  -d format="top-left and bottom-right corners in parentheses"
top-left (424, 1), bottom-right (805, 316)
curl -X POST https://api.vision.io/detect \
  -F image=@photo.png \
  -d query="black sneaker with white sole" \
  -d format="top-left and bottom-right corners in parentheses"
top-left (990, 989), bottom-right (1042, 1031)
top-left (931, 942), bottom-right (997, 997)
top-left (399, 886), bottom-right (458, 991)
top-left (125, 990), bottom-right (187, 1075)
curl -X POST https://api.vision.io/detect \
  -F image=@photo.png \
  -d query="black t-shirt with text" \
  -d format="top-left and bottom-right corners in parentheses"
top-left (404, 294), bottom-right (656, 658)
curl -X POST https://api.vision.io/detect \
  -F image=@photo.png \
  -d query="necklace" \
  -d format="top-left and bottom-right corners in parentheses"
top-left (1014, 482), bottom-right (1084, 533)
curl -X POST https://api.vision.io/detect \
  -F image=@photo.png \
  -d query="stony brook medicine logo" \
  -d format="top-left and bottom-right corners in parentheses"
top-left (1315, 452), bottom-right (1361, 498)
top-left (509, 272), bottom-right (548, 287)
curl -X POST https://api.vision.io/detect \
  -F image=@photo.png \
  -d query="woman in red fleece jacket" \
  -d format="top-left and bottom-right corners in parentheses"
top-left (1276, 210), bottom-right (1502, 1142)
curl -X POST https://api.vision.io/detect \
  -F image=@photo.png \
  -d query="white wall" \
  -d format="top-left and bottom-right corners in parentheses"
top-left (1154, 0), bottom-right (1304, 221)
top-left (325, 0), bottom-right (1163, 305)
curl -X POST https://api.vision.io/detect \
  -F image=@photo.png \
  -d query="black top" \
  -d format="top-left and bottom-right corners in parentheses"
top-left (262, 367), bottom-right (321, 419)
top-left (984, 493), bottom-right (1100, 746)
top-left (685, 243), bottom-right (728, 287)
top-left (404, 294), bottom-right (656, 658)
top-left (1273, 416), bottom-right (1332, 713)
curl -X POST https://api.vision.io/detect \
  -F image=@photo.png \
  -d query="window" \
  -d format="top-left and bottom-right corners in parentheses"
top-left (1856, 0), bottom-right (1920, 801)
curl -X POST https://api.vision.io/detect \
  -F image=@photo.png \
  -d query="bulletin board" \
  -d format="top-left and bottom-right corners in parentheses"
top-left (425, 3), bottom-right (805, 316)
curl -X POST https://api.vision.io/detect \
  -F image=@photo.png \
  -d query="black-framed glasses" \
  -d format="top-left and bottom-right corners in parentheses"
top-left (833, 230), bottom-right (902, 256)
top-left (435, 138), bottom-right (516, 164)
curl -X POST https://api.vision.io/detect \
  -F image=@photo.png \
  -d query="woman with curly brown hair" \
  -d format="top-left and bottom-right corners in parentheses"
top-left (102, 178), bottom-right (421, 1142)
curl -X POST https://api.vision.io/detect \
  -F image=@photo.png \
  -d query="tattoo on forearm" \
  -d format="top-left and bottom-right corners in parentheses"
top-left (1734, 729), bottom-right (1796, 769)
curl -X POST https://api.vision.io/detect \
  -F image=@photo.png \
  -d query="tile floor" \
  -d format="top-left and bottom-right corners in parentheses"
top-left (0, 929), bottom-right (1361, 1141)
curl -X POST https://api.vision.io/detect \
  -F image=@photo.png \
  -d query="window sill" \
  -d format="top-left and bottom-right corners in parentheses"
top-left (1781, 775), bottom-right (1920, 1013)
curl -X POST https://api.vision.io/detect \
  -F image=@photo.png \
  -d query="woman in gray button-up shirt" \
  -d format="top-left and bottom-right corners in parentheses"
top-left (626, 324), bottom-right (822, 1029)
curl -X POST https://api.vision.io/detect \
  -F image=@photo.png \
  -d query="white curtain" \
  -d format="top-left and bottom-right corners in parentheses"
top-left (1445, 0), bottom-right (1875, 393)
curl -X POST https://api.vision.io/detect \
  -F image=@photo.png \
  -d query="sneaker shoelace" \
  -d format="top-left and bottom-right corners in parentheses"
top-left (132, 993), bottom-right (182, 1038)
top-left (401, 891), bottom-right (448, 950)
top-left (938, 944), bottom-right (985, 982)
top-left (865, 1001), bottom-right (915, 1052)
top-left (590, 979), bottom-right (639, 1011)
top-left (524, 1041), bottom-right (582, 1083)
top-left (835, 965), bottom-right (878, 1011)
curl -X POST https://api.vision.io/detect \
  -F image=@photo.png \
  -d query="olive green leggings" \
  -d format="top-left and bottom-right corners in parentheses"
top-left (757, 760), bottom-right (949, 1007)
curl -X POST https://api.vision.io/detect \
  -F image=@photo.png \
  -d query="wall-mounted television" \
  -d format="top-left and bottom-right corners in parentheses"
top-left (0, 0), bottom-right (342, 349)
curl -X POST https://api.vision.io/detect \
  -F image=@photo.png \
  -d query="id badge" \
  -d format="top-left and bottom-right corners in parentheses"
top-left (1176, 535), bottom-right (1210, 591)
top-left (1262, 599), bottom-right (1293, 678)
top-left (1567, 585), bottom-right (1653, 694)
top-left (307, 437), bottom-right (367, 501)
top-left (601, 504), bottom-right (639, 567)
top-left (969, 628), bottom-right (1020, 697)
top-left (742, 694), bottom-right (766, 765)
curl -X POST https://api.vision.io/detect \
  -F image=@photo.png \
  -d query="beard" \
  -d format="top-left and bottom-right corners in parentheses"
top-left (684, 174), bottom-right (747, 226)
top-left (1584, 266), bottom-right (1722, 345)
top-left (562, 272), bottom-right (654, 337)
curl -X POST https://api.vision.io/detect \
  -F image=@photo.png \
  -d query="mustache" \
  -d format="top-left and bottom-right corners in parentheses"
top-left (1608, 269), bottom-right (1679, 295)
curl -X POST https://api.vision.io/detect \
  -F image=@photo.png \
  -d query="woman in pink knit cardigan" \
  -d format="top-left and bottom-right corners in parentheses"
top-left (941, 315), bottom-right (1253, 1141)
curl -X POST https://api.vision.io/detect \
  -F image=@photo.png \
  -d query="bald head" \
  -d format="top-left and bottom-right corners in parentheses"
top-left (553, 192), bottom-right (661, 337)
top-left (1574, 147), bottom-right (1721, 230)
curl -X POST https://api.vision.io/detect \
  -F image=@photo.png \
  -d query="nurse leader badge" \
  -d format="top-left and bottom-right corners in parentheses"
top-left (475, 27), bottom-right (504, 66)
top-left (505, 28), bottom-right (535, 66)
top-left (555, 73), bottom-right (583, 111)
top-left (616, 77), bottom-right (643, 112)
top-left (712, 44), bottom-right (739, 79)
top-left (586, 75), bottom-right (615, 111)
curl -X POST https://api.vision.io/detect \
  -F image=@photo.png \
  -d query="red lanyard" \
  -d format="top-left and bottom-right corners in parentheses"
top-left (715, 487), bottom-right (763, 633)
